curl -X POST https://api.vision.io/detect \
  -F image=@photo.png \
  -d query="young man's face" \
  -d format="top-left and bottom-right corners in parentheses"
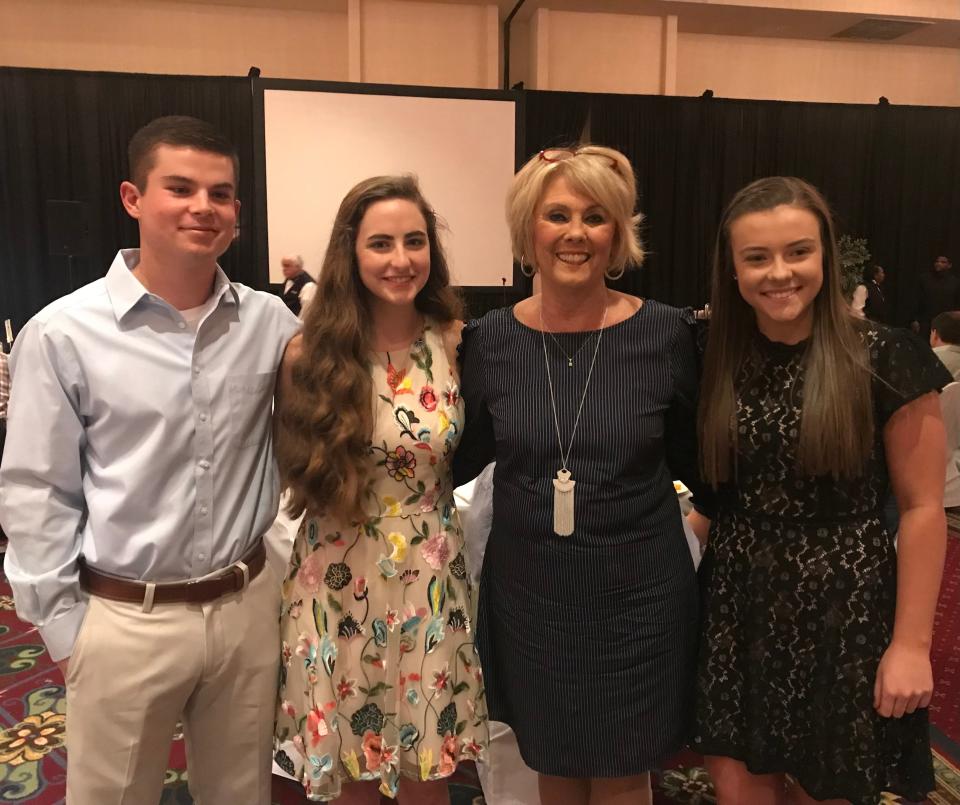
top-left (120, 145), bottom-right (239, 265)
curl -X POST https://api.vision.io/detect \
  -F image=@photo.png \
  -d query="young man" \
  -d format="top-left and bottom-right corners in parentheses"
top-left (0, 116), bottom-right (300, 804)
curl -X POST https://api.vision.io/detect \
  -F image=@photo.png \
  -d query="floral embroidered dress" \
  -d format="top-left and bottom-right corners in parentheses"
top-left (274, 322), bottom-right (488, 801)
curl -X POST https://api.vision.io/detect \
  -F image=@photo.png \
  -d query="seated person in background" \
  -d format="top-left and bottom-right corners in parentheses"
top-left (279, 254), bottom-right (316, 317)
top-left (931, 310), bottom-right (960, 380)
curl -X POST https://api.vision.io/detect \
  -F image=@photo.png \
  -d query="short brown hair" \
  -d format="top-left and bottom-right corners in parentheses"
top-left (932, 311), bottom-right (960, 345)
top-left (127, 116), bottom-right (238, 191)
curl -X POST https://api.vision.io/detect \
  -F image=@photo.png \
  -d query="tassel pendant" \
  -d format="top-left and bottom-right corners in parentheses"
top-left (552, 468), bottom-right (575, 537)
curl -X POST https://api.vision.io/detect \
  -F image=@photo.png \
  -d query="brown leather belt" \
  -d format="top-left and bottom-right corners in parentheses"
top-left (78, 540), bottom-right (267, 605)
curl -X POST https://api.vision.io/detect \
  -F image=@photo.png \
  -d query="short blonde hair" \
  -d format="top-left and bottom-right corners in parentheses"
top-left (506, 144), bottom-right (644, 274)
top-left (281, 254), bottom-right (304, 269)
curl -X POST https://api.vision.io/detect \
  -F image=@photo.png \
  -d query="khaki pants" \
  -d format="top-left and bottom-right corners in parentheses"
top-left (65, 562), bottom-right (281, 805)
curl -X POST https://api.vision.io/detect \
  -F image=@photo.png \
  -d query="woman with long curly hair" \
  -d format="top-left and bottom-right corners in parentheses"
top-left (273, 175), bottom-right (487, 804)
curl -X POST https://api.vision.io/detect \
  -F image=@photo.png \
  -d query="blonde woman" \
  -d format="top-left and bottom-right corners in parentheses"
top-left (455, 146), bottom-right (710, 805)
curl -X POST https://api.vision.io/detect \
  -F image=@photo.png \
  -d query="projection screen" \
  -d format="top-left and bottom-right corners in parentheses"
top-left (261, 83), bottom-right (517, 287)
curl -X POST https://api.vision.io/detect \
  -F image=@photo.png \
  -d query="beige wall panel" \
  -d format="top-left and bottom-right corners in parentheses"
top-left (361, 0), bottom-right (491, 88)
top-left (677, 33), bottom-right (960, 106)
top-left (547, 11), bottom-right (663, 95)
top-left (0, 0), bottom-right (348, 79)
top-left (669, 0), bottom-right (959, 18)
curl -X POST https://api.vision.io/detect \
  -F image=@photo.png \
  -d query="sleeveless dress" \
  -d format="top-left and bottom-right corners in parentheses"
top-left (274, 322), bottom-right (488, 801)
top-left (692, 324), bottom-right (951, 804)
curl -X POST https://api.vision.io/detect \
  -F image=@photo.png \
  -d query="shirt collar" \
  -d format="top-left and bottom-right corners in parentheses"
top-left (106, 249), bottom-right (238, 322)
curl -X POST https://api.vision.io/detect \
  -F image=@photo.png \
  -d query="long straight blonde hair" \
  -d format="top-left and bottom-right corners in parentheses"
top-left (699, 177), bottom-right (873, 486)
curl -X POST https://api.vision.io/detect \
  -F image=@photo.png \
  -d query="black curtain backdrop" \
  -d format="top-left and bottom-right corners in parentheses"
top-left (0, 67), bottom-right (259, 337)
top-left (5, 71), bottom-right (960, 334)
top-left (521, 89), bottom-right (960, 323)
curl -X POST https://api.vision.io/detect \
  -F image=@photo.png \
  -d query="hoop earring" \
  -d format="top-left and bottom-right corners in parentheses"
top-left (605, 264), bottom-right (625, 281)
top-left (520, 255), bottom-right (536, 278)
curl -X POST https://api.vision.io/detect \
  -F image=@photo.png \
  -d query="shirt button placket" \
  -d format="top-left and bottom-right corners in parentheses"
top-left (191, 346), bottom-right (214, 576)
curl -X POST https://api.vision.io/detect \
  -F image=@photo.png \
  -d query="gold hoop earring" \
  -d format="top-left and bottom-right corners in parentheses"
top-left (520, 255), bottom-right (536, 278)
top-left (605, 265), bottom-right (625, 281)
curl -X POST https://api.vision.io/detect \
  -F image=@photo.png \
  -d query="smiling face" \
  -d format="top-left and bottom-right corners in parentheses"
top-left (532, 175), bottom-right (615, 293)
top-left (355, 198), bottom-right (431, 309)
top-left (120, 144), bottom-right (238, 266)
top-left (730, 204), bottom-right (824, 344)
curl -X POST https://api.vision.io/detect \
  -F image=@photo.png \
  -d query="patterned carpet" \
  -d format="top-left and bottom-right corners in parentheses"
top-left (0, 529), bottom-right (956, 804)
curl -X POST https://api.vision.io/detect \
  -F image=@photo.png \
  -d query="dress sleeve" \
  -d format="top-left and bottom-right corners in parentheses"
top-left (664, 308), bottom-right (716, 518)
top-left (453, 317), bottom-right (496, 487)
top-left (873, 326), bottom-right (954, 426)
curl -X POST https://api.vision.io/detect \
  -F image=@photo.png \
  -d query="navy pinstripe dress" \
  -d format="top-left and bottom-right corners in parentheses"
top-left (454, 301), bottom-right (707, 777)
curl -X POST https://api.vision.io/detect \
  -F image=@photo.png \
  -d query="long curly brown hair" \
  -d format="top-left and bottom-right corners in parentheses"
top-left (276, 175), bottom-right (463, 522)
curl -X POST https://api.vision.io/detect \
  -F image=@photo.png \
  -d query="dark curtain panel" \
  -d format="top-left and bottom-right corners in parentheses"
top-left (520, 89), bottom-right (591, 160)
top-left (521, 89), bottom-right (960, 317)
top-left (0, 67), bottom-right (258, 337)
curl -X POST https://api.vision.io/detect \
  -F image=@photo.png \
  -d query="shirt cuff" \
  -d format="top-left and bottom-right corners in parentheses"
top-left (38, 601), bottom-right (88, 662)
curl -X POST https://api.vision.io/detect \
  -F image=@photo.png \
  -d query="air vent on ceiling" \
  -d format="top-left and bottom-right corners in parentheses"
top-left (832, 18), bottom-right (933, 41)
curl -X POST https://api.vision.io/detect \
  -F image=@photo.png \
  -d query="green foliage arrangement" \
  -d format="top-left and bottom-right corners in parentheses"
top-left (837, 234), bottom-right (871, 300)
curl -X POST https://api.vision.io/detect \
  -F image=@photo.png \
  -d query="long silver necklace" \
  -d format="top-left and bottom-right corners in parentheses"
top-left (539, 300), bottom-right (608, 537)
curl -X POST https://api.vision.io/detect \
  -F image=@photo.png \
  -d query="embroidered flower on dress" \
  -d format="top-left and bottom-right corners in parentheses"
top-left (399, 569), bottom-right (420, 585)
top-left (324, 562), bottom-right (352, 591)
top-left (387, 532), bottom-right (408, 562)
top-left (419, 385), bottom-right (438, 412)
top-left (387, 363), bottom-right (413, 395)
top-left (448, 552), bottom-right (466, 580)
top-left (430, 663), bottom-right (451, 693)
top-left (337, 613), bottom-right (365, 639)
top-left (336, 675), bottom-right (358, 702)
top-left (385, 445), bottom-right (417, 481)
top-left (274, 749), bottom-right (296, 777)
top-left (298, 550), bottom-right (324, 593)
top-left (398, 723), bottom-right (420, 750)
top-left (446, 607), bottom-right (470, 633)
top-left (436, 702), bottom-right (457, 737)
top-left (438, 734), bottom-right (460, 776)
top-left (420, 531), bottom-right (450, 570)
top-left (306, 705), bottom-right (330, 746)
top-left (372, 618), bottom-right (388, 648)
top-left (361, 731), bottom-right (399, 774)
top-left (350, 703), bottom-right (386, 736)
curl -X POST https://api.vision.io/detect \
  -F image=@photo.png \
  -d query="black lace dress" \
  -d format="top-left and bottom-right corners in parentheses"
top-left (692, 323), bottom-right (951, 804)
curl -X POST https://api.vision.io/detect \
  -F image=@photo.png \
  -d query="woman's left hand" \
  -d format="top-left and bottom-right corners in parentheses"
top-left (873, 641), bottom-right (934, 718)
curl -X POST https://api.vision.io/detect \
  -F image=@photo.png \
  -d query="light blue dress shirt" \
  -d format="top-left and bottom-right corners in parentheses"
top-left (0, 250), bottom-right (301, 661)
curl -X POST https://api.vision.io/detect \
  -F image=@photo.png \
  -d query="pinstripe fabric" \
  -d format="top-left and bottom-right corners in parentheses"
top-left (454, 301), bottom-right (704, 777)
